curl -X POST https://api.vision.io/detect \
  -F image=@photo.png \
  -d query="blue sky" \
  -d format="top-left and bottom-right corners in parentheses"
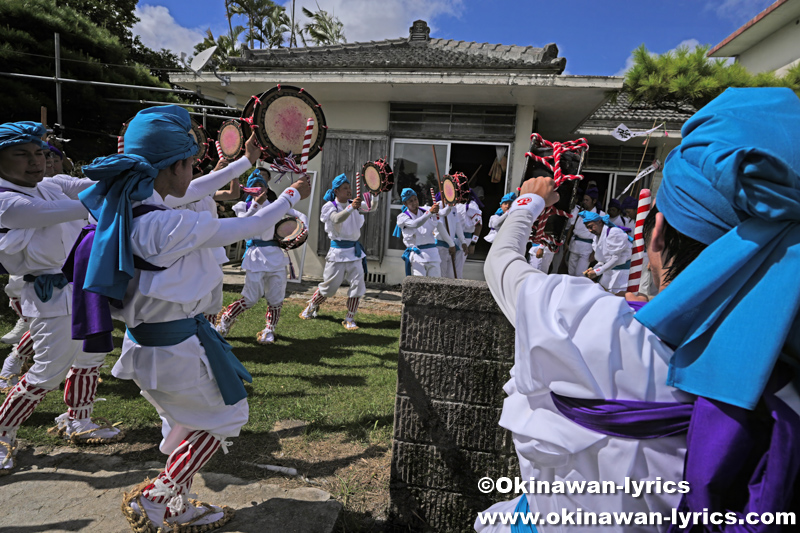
top-left (133, 0), bottom-right (775, 75)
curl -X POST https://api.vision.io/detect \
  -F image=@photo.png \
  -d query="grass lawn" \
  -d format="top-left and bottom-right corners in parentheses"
top-left (1, 291), bottom-right (401, 531)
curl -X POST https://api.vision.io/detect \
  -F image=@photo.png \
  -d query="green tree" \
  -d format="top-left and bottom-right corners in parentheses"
top-left (0, 0), bottom-right (178, 161)
top-left (231, 0), bottom-right (276, 49)
top-left (301, 4), bottom-right (346, 46)
top-left (194, 26), bottom-right (246, 67)
top-left (250, 4), bottom-right (291, 49)
top-left (621, 44), bottom-right (800, 109)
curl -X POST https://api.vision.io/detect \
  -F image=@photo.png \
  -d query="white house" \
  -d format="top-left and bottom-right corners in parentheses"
top-left (171, 21), bottom-right (684, 284)
top-left (708, 0), bottom-right (800, 75)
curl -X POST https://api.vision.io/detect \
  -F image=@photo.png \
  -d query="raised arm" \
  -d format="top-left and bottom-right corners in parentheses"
top-left (400, 209), bottom-right (433, 229)
top-left (45, 175), bottom-right (95, 200)
top-left (165, 156), bottom-right (251, 208)
top-left (484, 178), bottom-right (558, 324)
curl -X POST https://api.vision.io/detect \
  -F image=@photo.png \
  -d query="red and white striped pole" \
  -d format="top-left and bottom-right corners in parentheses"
top-left (627, 189), bottom-right (652, 293)
top-left (300, 118), bottom-right (314, 173)
top-left (117, 136), bottom-right (124, 154)
top-left (216, 140), bottom-right (225, 161)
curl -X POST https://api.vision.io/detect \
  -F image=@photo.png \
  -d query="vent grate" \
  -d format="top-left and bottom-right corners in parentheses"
top-left (366, 272), bottom-right (386, 284)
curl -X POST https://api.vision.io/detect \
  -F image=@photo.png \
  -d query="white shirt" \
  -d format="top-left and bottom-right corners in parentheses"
top-left (320, 195), bottom-right (378, 263)
top-left (433, 203), bottom-right (465, 247)
top-left (569, 205), bottom-right (604, 254)
top-left (176, 195), bottom-right (229, 265)
top-left (481, 194), bottom-right (691, 532)
top-left (232, 198), bottom-right (307, 272)
top-left (593, 226), bottom-right (632, 275)
top-left (484, 211), bottom-right (509, 243)
top-left (0, 175), bottom-right (92, 317)
top-left (396, 206), bottom-right (454, 263)
top-left (457, 200), bottom-right (482, 236)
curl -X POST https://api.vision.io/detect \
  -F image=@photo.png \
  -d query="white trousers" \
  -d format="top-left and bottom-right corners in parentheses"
top-left (241, 269), bottom-right (287, 307)
top-left (4, 275), bottom-right (24, 299)
top-left (411, 260), bottom-right (441, 277)
top-left (453, 248), bottom-right (466, 278)
top-left (568, 252), bottom-right (591, 277)
top-left (318, 260), bottom-right (366, 298)
top-left (600, 268), bottom-right (630, 294)
top-left (26, 314), bottom-right (105, 390)
top-left (437, 247), bottom-right (456, 279)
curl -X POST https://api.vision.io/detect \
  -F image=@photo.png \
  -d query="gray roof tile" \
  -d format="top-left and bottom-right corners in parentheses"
top-left (581, 93), bottom-right (695, 131)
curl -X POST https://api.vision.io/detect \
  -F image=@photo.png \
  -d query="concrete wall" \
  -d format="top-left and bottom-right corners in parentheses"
top-left (389, 277), bottom-right (519, 532)
top-left (738, 17), bottom-right (800, 74)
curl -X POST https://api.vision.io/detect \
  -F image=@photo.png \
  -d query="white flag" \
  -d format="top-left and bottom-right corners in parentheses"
top-left (611, 123), bottom-right (664, 142)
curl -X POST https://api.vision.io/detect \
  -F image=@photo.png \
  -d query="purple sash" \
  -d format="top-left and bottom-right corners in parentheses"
top-left (551, 362), bottom-right (800, 530)
top-left (63, 204), bottom-right (167, 353)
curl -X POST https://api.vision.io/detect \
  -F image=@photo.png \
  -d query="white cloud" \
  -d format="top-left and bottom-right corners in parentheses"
top-left (709, 0), bottom-right (774, 23)
top-left (614, 38), bottom-right (702, 77)
top-left (133, 5), bottom-right (206, 58)
top-left (282, 0), bottom-right (463, 43)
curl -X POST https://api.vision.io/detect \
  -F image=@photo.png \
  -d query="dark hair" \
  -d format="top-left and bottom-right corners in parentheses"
top-left (642, 205), bottom-right (707, 285)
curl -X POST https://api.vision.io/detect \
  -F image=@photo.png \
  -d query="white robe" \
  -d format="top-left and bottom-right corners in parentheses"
top-left (592, 227), bottom-right (633, 294)
top-left (477, 193), bottom-right (690, 533)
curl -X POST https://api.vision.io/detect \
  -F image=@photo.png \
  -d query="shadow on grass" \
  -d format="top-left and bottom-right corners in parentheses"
top-left (0, 520), bottom-right (94, 532)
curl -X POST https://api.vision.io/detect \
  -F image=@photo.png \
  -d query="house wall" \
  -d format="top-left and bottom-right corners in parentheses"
top-left (737, 18), bottom-right (800, 74)
top-left (301, 100), bottom-right (538, 286)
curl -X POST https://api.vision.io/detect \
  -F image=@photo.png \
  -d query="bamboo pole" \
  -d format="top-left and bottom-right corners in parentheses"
top-left (431, 145), bottom-right (458, 278)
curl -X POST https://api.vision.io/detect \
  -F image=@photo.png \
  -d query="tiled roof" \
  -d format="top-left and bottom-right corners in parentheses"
top-left (231, 20), bottom-right (566, 73)
top-left (580, 92), bottom-right (695, 132)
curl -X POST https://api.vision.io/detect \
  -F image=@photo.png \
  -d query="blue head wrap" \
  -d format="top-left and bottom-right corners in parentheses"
top-left (578, 210), bottom-right (603, 224)
top-left (401, 188), bottom-right (417, 204)
top-left (635, 88), bottom-right (800, 410)
top-left (323, 173), bottom-right (349, 203)
top-left (0, 121), bottom-right (48, 151)
top-left (78, 105), bottom-right (198, 300)
top-left (495, 192), bottom-right (517, 215)
top-left (245, 169), bottom-right (268, 202)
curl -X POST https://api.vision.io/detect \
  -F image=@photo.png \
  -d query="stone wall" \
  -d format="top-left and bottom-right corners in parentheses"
top-left (389, 277), bottom-right (519, 532)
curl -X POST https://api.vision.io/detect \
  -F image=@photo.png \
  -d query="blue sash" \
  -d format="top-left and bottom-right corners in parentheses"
top-left (23, 273), bottom-right (68, 303)
top-left (574, 236), bottom-right (593, 244)
top-left (126, 314), bottom-right (252, 406)
top-left (331, 240), bottom-right (368, 277)
top-left (246, 238), bottom-right (279, 252)
top-left (435, 240), bottom-right (449, 248)
top-left (401, 243), bottom-right (437, 276)
top-left (612, 260), bottom-right (632, 271)
top-left (510, 495), bottom-right (537, 533)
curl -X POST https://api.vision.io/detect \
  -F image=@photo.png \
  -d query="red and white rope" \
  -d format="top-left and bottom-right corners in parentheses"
top-left (117, 136), bottom-right (124, 154)
top-left (300, 118), bottom-right (314, 173)
top-left (627, 189), bottom-right (652, 292)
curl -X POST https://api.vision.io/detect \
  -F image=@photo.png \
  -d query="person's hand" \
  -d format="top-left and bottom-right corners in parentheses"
top-left (430, 202), bottom-right (440, 215)
top-left (213, 158), bottom-right (230, 172)
top-left (535, 247), bottom-right (544, 259)
top-left (520, 177), bottom-right (559, 207)
top-left (244, 133), bottom-right (263, 165)
top-left (461, 243), bottom-right (469, 253)
top-left (625, 291), bottom-right (649, 302)
top-left (585, 269), bottom-right (598, 280)
top-left (351, 194), bottom-right (362, 210)
top-left (449, 246), bottom-right (457, 257)
top-left (255, 188), bottom-right (269, 205)
top-left (468, 244), bottom-right (475, 255)
top-left (290, 175), bottom-right (311, 200)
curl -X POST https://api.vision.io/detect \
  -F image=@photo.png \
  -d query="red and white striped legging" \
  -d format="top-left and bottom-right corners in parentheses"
top-left (265, 305), bottom-right (281, 330)
top-left (222, 298), bottom-right (250, 322)
top-left (309, 289), bottom-right (327, 309)
top-left (63, 366), bottom-right (101, 420)
top-left (142, 430), bottom-right (221, 507)
top-left (13, 331), bottom-right (35, 365)
top-left (9, 298), bottom-right (24, 320)
top-left (0, 375), bottom-right (50, 436)
top-left (346, 297), bottom-right (360, 320)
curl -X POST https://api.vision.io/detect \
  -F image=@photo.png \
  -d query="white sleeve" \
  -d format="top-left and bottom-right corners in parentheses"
top-left (399, 210), bottom-right (433, 229)
top-left (320, 202), bottom-right (335, 224)
top-left (0, 194), bottom-right (87, 229)
top-left (45, 175), bottom-right (94, 199)
top-left (436, 218), bottom-right (455, 247)
top-left (595, 228), bottom-right (629, 274)
top-left (329, 205), bottom-right (354, 224)
top-left (483, 194), bottom-right (546, 325)
top-left (203, 188), bottom-right (300, 248)
top-left (163, 157), bottom-right (251, 208)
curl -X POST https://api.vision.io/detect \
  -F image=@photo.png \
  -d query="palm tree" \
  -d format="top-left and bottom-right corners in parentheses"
top-left (257, 5), bottom-right (291, 49)
top-left (231, 0), bottom-right (276, 49)
top-left (194, 26), bottom-right (246, 67)
top-left (301, 4), bottom-right (346, 46)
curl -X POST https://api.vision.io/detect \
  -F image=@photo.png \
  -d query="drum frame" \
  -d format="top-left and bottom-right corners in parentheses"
top-left (251, 85), bottom-right (327, 164)
top-left (275, 215), bottom-right (308, 250)
top-left (217, 119), bottom-right (248, 160)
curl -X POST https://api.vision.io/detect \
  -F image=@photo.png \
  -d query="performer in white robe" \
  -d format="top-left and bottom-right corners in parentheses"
top-left (433, 194), bottom-right (466, 279)
top-left (580, 211), bottom-right (633, 294)
top-left (394, 188), bottom-right (454, 278)
top-left (484, 192), bottom-right (516, 244)
top-left (455, 191), bottom-right (483, 278)
top-left (76, 106), bottom-right (311, 531)
top-left (527, 242), bottom-right (554, 274)
top-left (217, 169), bottom-right (307, 342)
top-left (565, 187), bottom-right (604, 277)
top-left (476, 179), bottom-right (689, 532)
top-left (0, 122), bottom-right (125, 475)
top-left (301, 174), bottom-right (377, 330)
